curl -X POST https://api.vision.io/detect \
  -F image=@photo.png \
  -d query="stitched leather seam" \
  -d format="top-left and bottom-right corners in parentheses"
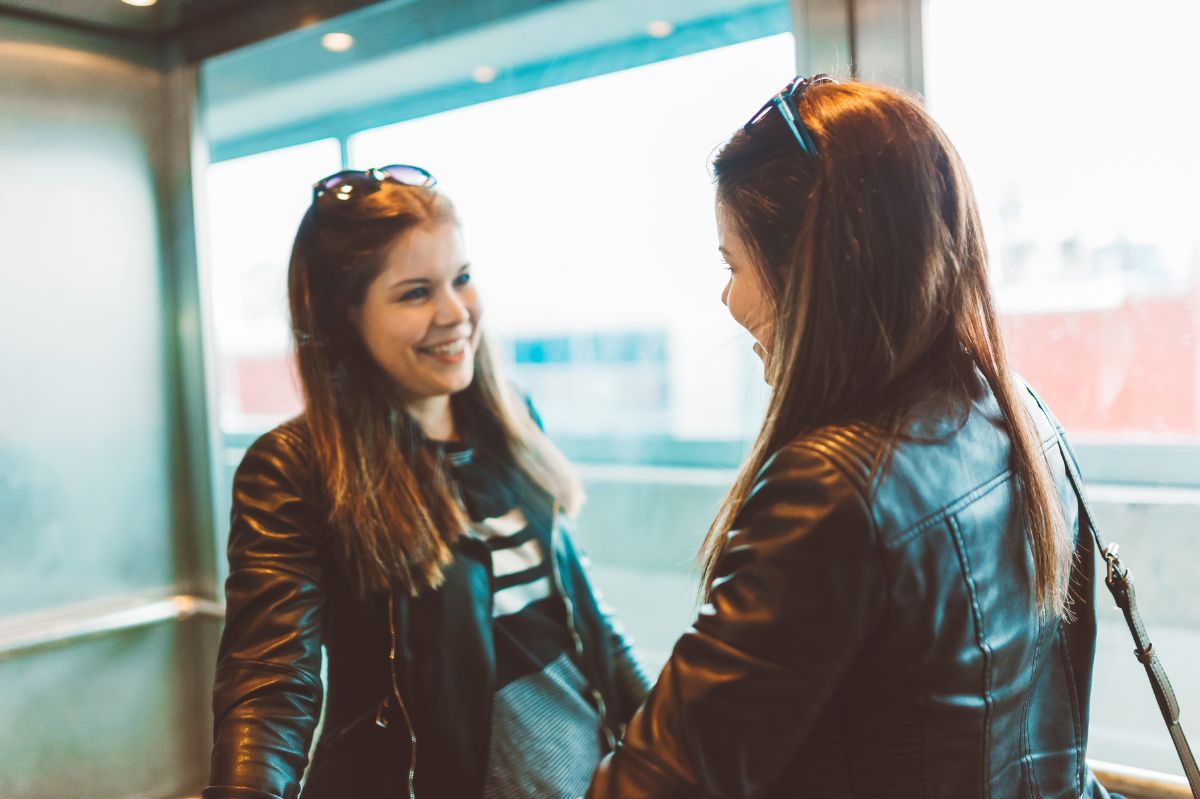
top-left (1056, 625), bottom-right (1085, 797)
top-left (947, 515), bottom-right (994, 799)
top-left (1019, 620), bottom-right (1050, 799)
top-left (897, 427), bottom-right (1056, 544)
top-left (890, 469), bottom-right (1012, 549)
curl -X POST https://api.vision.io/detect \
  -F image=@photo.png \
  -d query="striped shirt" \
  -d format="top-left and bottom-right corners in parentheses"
top-left (446, 444), bottom-right (606, 799)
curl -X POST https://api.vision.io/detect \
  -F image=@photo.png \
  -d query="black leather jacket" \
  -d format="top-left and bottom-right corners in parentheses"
top-left (588, 379), bottom-right (1113, 799)
top-left (204, 419), bottom-right (650, 799)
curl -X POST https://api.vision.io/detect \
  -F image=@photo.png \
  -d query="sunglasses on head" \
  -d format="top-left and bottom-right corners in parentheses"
top-left (311, 164), bottom-right (437, 204)
top-left (744, 74), bottom-right (837, 159)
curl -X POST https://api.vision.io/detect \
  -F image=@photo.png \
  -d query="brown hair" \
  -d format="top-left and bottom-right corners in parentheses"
top-left (705, 81), bottom-right (1072, 618)
top-left (288, 181), bottom-right (582, 597)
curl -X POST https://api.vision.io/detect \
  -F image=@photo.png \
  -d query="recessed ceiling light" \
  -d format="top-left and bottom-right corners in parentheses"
top-left (321, 32), bottom-right (355, 53)
top-left (472, 65), bottom-right (497, 84)
top-left (647, 20), bottom-right (674, 38)
top-left (122, 0), bottom-right (158, 6)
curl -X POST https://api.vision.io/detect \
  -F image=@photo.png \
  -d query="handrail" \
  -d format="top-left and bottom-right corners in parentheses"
top-left (1090, 759), bottom-right (1193, 799)
top-left (0, 592), bottom-right (224, 661)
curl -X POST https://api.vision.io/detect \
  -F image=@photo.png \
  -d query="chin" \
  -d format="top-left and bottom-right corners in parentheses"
top-left (445, 367), bottom-right (476, 395)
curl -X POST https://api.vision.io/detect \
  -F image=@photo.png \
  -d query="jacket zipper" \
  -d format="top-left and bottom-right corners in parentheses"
top-left (386, 592), bottom-right (418, 799)
top-left (548, 501), bottom-right (617, 750)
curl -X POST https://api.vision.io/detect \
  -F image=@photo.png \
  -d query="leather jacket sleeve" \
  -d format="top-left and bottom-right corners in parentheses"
top-left (205, 429), bottom-right (326, 799)
top-left (587, 442), bottom-right (887, 798)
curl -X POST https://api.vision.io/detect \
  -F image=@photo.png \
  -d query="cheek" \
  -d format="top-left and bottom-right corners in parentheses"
top-left (725, 282), bottom-right (751, 331)
top-left (361, 305), bottom-right (424, 356)
top-left (466, 288), bottom-right (483, 322)
top-left (726, 279), bottom-right (773, 344)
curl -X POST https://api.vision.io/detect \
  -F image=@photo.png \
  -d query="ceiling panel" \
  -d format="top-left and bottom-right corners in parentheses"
top-left (0, 0), bottom-right (250, 36)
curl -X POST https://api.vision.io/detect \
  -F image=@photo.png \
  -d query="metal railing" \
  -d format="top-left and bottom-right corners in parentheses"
top-left (0, 591), bottom-right (223, 662)
top-left (1091, 760), bottom-right (1193, 799)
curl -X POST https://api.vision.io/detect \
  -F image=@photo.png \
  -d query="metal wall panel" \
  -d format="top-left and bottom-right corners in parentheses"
top-left (0, 624), bottom-right (201, 799)
top-left (0, 16), bottom-right (207, 798)
top-left (0, 20), bottom-right (173, 616)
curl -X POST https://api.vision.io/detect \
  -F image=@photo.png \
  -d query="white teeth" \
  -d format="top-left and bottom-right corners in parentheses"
top-left (426, 340), bottom-right (465, 356)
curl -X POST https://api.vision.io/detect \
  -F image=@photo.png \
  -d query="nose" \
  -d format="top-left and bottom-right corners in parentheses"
top-left (433, 284), bottom-right (472, 327)
top-left (721, 277), bottom-right (732, 308)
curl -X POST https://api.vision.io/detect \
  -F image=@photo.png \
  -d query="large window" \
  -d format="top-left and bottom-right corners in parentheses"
top-left (926, 0), bottom-right (1200, 452)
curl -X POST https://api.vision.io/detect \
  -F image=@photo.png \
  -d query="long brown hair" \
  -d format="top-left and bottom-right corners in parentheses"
top-left (704, 81), bottom-right (1072, 619)
top-left (288, 181), bottom-right (582, 597)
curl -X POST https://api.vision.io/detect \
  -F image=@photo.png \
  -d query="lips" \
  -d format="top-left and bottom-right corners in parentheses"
top-left (421, 339), bottom-right (466, 356)
top-left (418, 336), bottom-right (470, 364)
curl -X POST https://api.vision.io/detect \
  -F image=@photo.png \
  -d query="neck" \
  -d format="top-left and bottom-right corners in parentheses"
top-left (405, 394), bottom-right (458, 442)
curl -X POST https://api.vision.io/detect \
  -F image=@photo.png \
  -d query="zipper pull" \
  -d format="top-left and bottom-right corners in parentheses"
top-left (374, 697), bottom-right (391, 728)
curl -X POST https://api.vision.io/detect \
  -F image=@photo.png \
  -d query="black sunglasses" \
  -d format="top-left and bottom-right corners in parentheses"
top-left (311, 164), bottom-right (437, 204)
top-left (744, 74), bottom-right (837, 159)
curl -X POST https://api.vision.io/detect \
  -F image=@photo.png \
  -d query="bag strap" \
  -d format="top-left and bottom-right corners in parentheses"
top-left (1026, 387), bottom-right (1200, 798)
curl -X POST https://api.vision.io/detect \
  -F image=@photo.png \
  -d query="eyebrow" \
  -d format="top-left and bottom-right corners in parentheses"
top-left (387, 263), bottom-right (471, 291)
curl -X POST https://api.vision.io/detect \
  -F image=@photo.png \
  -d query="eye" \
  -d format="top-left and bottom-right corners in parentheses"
top-left (398, 286), bottom-right (429, 302)
top-left (453, 272), bottom-right (471, 287)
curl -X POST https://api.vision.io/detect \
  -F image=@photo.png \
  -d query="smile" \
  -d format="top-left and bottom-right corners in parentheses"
top-left (418, 337), bottom-right (470, 363)
top-left (424, 340), bottom-right (465, 356)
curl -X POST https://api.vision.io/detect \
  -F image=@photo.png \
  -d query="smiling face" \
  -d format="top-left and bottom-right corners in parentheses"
top-left (352, 221), bottom-right (482, 414)
top-left (717, 202), bottom-right (776, 371)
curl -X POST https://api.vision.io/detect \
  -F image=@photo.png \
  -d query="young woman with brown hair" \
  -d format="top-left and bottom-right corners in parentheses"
top-left (204, 166), bottom-right (649, 799)
top-left (588, 78), bottom-right (1113, 798)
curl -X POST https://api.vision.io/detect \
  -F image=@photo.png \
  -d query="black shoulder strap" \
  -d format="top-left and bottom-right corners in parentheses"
top-left (1026, 387), bottom-right (1200, 798)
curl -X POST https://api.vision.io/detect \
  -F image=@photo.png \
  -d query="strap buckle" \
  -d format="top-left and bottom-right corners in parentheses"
top-left (1103, 543), bottom-right (1129, 587)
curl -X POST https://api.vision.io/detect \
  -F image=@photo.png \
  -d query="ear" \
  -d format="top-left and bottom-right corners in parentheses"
top-left (347, 304), bottom-right (363, 332)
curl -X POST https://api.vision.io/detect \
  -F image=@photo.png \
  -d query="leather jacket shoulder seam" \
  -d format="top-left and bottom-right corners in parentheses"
top-left (787, 440), bottom-right (881, 546)
top-left (256, 419), bottom-right (310, 459)
top-left (790, 424), bottom-right (881, 489)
